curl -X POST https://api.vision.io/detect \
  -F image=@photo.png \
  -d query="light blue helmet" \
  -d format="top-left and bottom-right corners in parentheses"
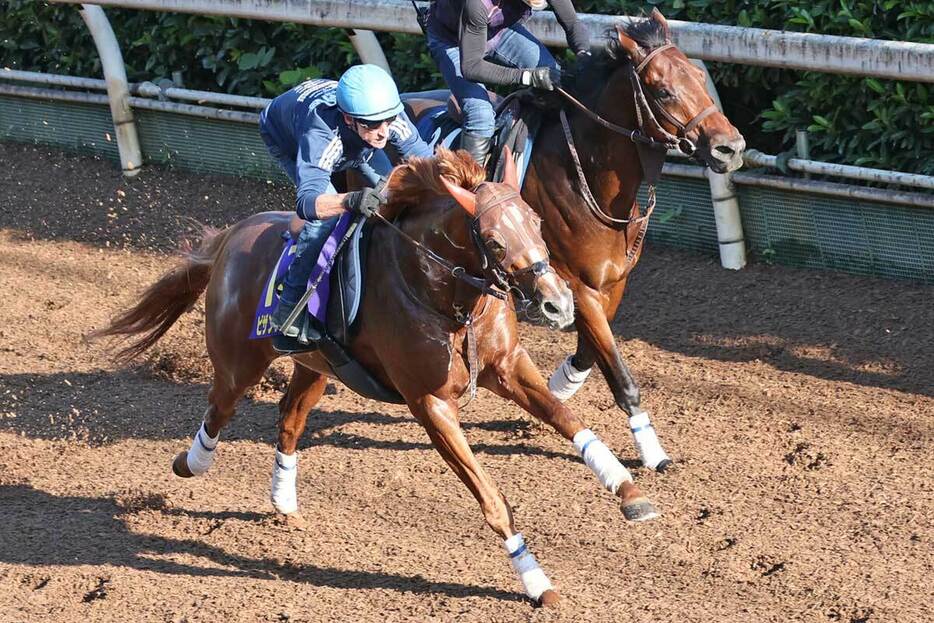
top-left (336, 64), bottom-right (404, 121)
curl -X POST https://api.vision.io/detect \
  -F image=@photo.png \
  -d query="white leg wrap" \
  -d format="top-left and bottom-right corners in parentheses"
top-left (572, 429), bottom-right (633, 494)
top-left (270, 448), bottom-right (299, 514)
top-left (629, 410), bottom-right (671, 470)
top-left (186, 422), bottom-right (218, 476)
top-left (504, 533), bottom-right (553, 601)
top-left (547, 356), bottom-right (592, 401)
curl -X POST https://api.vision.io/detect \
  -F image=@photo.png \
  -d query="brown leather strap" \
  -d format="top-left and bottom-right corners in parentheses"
top-left (559, 109), bottom-right (653, 228)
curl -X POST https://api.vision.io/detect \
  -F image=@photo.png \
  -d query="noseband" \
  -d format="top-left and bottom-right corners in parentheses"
top-left (468, 186), bottom-right (555, 317)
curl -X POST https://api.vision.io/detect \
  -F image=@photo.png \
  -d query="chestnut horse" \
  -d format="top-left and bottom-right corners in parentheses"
top-left (95, 150), bottom-right (659, 605)
top-left (408, 10), bottom-right (746, 473)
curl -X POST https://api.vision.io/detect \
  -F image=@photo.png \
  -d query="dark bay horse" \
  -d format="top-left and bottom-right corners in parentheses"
top-left (408, 10), bottom-right (746, 471)
top-left (95, 149), bottom-right (659, 606)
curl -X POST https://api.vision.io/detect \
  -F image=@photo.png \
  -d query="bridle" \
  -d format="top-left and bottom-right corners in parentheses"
top-left (554, 40), bottom-right (717, 246)
top-left (468, 187), bottom-right (555, 323)
top-left (557, 42), bottom-right (718, 158)
top-left (374, 188), bottom-right (557, 407)
top-left (373, 186), bottom-right (555, 323)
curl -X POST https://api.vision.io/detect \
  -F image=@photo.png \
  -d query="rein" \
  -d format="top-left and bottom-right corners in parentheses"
top-left (371, 209), bottom-right (506, 410)
top-left (555, 41), bottom-right (716, 249)
top-left (372, 211), bottom-right (507, 302)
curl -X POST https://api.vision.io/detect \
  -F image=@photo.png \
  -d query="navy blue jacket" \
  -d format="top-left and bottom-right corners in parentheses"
top-left (260, 79), bottom-right (431, 220)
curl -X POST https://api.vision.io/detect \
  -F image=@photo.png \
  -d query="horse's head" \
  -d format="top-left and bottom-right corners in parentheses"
top-left (441, 148), bottom-right (574, 329)
top-left (592, 9), bottom-right (745, 173)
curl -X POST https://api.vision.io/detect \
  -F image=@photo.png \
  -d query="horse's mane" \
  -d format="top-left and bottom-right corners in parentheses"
top-left (567, 16), bottom-right (670, 106)
top-left (383, 147), bottom-right (485, 219)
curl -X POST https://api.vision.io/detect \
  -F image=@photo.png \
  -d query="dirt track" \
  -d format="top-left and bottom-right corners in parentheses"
top-left (0, 141), bottom-right (931, 622)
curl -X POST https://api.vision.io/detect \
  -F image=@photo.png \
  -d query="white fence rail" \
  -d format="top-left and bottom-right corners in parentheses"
top-left (47, 0), bottom-right (934, 82)
top-left (10, 0), bottom-right (933, 269)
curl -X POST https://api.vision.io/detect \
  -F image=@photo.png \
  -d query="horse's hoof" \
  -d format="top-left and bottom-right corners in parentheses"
top-left (172, 452), bottom-right (194, 478)
top-left (536, 589), bottom-right (561, 608)
top-left (655, 458), bottom-right (673, 473)
top-left (621, 496), bottom-right (659, 522)
top-left (281, 511), bottom-right (308, 531)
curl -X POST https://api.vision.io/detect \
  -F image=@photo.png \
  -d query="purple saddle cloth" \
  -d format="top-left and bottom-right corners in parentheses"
top-left (249, 213), bottom-right (352, 339)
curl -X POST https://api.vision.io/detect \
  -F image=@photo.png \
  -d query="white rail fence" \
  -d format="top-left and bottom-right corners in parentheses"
top-left (4, 0), bottom-right (933, 269)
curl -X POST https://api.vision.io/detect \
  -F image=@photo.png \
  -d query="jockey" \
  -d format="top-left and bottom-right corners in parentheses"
top-left (426, 0), bottom-right (590, 164)
top-left (259, 64), bottom-right (432, 338)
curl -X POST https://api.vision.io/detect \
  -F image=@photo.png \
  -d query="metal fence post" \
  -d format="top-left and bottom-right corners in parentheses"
top-left (79, 4), bottom-right (143, 176)
top-left (692, 60), bottom-right (747, 269)
top-left (346, 29), bottom-right (392, 76)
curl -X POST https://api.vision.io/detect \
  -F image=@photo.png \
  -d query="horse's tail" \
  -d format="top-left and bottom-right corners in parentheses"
top-left (91, 225), bottom-right (235, 362)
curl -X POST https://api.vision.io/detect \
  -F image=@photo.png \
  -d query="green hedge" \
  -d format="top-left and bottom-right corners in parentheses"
top-left (2, 1), bottom-right (933, 173)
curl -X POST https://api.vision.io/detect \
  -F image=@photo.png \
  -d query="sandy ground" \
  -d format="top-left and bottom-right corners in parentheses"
top-left (0, 142), bottom-right (931, 623)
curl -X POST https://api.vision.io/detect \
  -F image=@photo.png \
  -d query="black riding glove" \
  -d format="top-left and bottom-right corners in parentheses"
top-left (522, 67), bottom-right (562, 91)
top-left (343, 187), bottom-right (384, 218)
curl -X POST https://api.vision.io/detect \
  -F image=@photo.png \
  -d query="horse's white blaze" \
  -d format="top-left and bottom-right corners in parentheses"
top-left (270, 448), bottom-right (299, 514)
top-left (629, 410), bottom-right (671, 470)
top-left (504, 533), bottom-right (553, 600)
top-left (186, 422), bottom-right (218, 476)
top-left (572, 428), bottom-right (633, 494)
top-left (500, 201), bottom-right (548, 264)
top-left (548, 355), bottom-right (591, 401)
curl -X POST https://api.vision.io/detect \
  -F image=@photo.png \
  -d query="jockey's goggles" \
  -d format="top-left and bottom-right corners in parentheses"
top-left (355, 114), bottom-right (397, 129)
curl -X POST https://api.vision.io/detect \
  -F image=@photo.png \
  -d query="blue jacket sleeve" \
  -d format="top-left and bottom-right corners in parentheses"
top-left (388, 111), bottom-right (433, 159)
top-left (294, 125), bottom-right (343, 220)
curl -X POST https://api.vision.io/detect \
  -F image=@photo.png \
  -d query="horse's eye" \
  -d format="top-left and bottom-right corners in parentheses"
top-left (656, 88), bottom-right (674, 100)
top-left (485, 237), bottom-right (507, 262)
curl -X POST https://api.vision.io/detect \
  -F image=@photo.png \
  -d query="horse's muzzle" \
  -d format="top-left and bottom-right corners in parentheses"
top-left (529, 272), bottom-right (575, 330)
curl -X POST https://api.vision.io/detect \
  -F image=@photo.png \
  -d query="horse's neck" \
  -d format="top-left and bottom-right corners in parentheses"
top-left (390, 204), bottom-right (484, 321)
top-left (560, 86), bottom-right (645, 220)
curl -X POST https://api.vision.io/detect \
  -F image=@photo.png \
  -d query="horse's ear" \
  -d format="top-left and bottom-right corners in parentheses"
top-left (501, 145), bottom-right (519, 192)
top-left (650, 8), bottom-right (671, 40)
top-left (440, 175), bottom-right (477, 215)
top-left (614, 24), bottom-right (643, 64)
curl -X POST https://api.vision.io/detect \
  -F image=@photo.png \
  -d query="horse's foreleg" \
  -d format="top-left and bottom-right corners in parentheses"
top-left (547, 330), bottom-right (594, 401)
top-left (562, 285), bottom-right (672, 472)
top-left (482, 349), bottom-right (659, 522)
top-left (408, 394), bottom-right (559, 607)
top-left (270, 362), bottom-right (328, 518)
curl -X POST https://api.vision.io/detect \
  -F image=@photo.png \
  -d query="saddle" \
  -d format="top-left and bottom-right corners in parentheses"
top-left (402, 89), bottom-right (543, 186)
top-left (255, 216), bottom-right (404, 404)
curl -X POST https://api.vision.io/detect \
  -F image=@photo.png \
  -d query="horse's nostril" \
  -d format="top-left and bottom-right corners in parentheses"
top-left (543, 301), bottom-right (561, 318)
top-left (715, 144), bottom-right (735, 157)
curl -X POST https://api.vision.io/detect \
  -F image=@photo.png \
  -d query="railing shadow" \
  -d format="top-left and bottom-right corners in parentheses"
top-left (0, 483), bottom-right (524, 603)
top-left (0, 369), bottom-right (576, 463)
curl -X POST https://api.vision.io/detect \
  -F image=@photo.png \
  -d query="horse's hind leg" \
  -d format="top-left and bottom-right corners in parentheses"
top-left (483, 347), bottom-right (659, 522)
top-left (270, 361), bottom-right (327, 519)
top-left (408, 395), bottom-right (559, 607)
top-left (172, 344), bottom-right (274, 479)
top-left (552, 282), bottom-right (672, 472)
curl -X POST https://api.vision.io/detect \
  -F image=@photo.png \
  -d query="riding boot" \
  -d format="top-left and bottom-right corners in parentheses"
top-left (272, 215), bottom-right (342, 341)
top-left (459, 131), bottom-right (492, 168)
top-left (270, 270), bottom-right (307, 338)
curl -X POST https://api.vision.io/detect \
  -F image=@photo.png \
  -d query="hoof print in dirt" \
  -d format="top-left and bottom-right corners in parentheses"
top-left (784, 442), bottom-right (830, 470)
top-left (83, 577), bottom-right (110, 602)
top-left (752, 556), bottom-right (786, 578)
